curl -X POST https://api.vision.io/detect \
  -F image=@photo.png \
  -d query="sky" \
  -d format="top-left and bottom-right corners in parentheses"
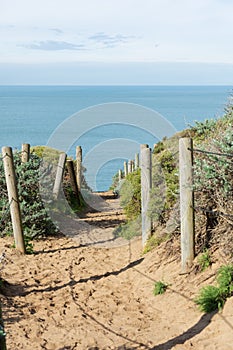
top-left (1, 0), bottom-right (233, 85)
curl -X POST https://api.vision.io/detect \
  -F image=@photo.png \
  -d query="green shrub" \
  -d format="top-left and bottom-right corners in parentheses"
top-left (191, 119), bottom-right (217, 141)
top-left (217, 264), bottom-right (233, 296)
top-left (153, 141), bottom-right (165, 154)
top-left (195, 264), bottom-right (233, 313)
top-left (120, 169), bottom-right (141, 221)
top-left (109, 172), bottom-right (121, 192)
top-left (197, 249), bottom-right (212, 272)
top-left (195, 285), bottom-right (224, 313)
top-left (0, 151), bottom-right (58, 239)
top-left (113, 216), bottom-right (141, 240)
top-left (143, 233), bottom-right (167, 254)
top-left (149, 150), bottom-right (179, 223)
top-left (153, 281), bottom-right (168, 295)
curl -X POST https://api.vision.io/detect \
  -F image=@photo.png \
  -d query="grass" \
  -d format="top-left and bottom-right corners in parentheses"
top-left (195, 285), bottom-right (224, 313)
top-left (143, 233), bottom-right (167, 254)
top-left (153, 281), bottom-right (168, 296)
top-left (195, 264), bottom-right (233, 313)
top-left (197, 249), bottom-right (212, 272)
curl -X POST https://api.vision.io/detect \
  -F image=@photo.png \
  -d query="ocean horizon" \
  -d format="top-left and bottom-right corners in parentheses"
top-left (0, 85), bottom-right (232, 190)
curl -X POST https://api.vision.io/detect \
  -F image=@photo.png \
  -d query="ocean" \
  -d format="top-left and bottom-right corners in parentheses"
top-left (0, 85), bottom-right (232, 190)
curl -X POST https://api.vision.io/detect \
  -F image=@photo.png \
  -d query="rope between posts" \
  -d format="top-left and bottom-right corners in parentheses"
top-left (0, 153), bottom-right (12, 161)
top-left (188, 147), bottom-right (233, 158)
top-left (186, 144), bottom-right (233, 219)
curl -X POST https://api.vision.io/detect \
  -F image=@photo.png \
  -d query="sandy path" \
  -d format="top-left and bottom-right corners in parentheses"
top-left (0, 192), bottom-right (233, 349)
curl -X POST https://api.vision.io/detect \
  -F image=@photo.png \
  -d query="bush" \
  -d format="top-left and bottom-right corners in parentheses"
top-left (113, 216), bottom-right (141, 240)
top-left (192, 101), bottom-right (233, 252)
top-left (217, 264), bottom-right (233, 296)
top-left (149, 150), bottom-right (179, 223)
top-left (195, 285), bottom-right (224, 313)
top-left (197, 249), bottom-right (212, 272)
top-left (191, 119), bottom-right (217, 141)
top-left (143, 232), bottom-right (168, 254)
top-left (112, 169), bottom-right (141, 240)
top-left (195, 264), bottom-right (233, 313)
top-left (120, 169), bottom-right (141, 221)
top-left (153, 281), bottom-right (168, 295)
top-left (0, 150), bottom-right (58, 239)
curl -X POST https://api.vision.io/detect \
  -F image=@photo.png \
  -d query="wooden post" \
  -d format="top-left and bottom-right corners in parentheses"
top-left (53, 152), bottom-right (67, 199)
top-left (179, 137), bottom-right (195, 272)
top-left (118, 169), bottom-right (122, 182)
top-left (131, 160), bottom-right (135, 172)
top-left (135, 153), bottom-right (139, 170)
top-left (67, 160), bottom-right (81, 206)
top-left (2, 147), bottom-right (25, 254)
top-left (140, 145), bottom-right (152, 247)
top-left (21, 143), bottom-right (30, 163)
top-left (128, 160), bottom-right (132, 174)
top-left (124, 161), bottom-right (128, 177)
top-left (76, 146), bottom-right (82, 190)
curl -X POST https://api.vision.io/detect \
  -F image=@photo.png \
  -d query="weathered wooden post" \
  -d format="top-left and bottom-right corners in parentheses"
top-left (124, 161), bottom-right (128, 177)
top-left (21, 143), bottom-right (30, 163)
top-left (53, 152), bottom-right (67, 199)
top-left (118, 169), bottom-right (122, 182)
top-left (2, 147), bottom-right (25, 254)
top-left (179, 137), bottom-right (195, 272)
top-left (128, 160), bottom-right (132, 174)
top-left (140, 144), bottom-right (152, 247)
top-left (131, 160), bottom-right (135, 172)
top-left (76, 146), bottom-right (82, 190)
top-left (67, 160), bottom-right (81, 206)
top-left (135, 153), bottom-right (139, 170)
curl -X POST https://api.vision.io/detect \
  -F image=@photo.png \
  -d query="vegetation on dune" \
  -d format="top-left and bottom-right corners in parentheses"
top-left (149, 146), bottom-right (179, 223)
top-left (153, 281), bottom-right (169, 296)
top-left (112, 96), bottom-right (233, 257)
top-left (0, 151), bottom-right (58, 241)
top-left (113, 168), bottom-right (142, 240)
top-left (197, 249), bottom-right (212, 272)
top-left (119, 169), bottom-right (141, 221)
top-left (0, 147), bottom-right (85, 245)
top-left (195, 264), bottom-right (233, 313)
top-left (192, 101), bottom-right (233, 254)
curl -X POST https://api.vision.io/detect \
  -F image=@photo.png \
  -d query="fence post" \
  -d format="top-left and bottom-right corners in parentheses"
top-left (2, 147), bottom-right (25, 254)
top-left (140, 144), bottom-right (152, 247)
top-left (53, 152), bottom-right (67, 199)
top-left (124, 161), bottom-right (128, 177)
top-left (118, 169), bottom-right (122, 182)
top-left (131, 160), bottom-right (135, 172)
top-left (135, 153), bottom-right (139, 170)
top-left (76, 146), bottom-right (82, 190)
top-left (67, 160), bottom-right (81, 206)
top-left (179, 137), bottom-right (195, 272)
top-left (21, 143), bottom-right (30, 163)
top-left (128, 160), bottom-right (132, 174)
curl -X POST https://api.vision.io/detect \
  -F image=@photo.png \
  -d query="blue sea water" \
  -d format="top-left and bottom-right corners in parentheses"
top-left (0, 85), bottom-right (232, 190)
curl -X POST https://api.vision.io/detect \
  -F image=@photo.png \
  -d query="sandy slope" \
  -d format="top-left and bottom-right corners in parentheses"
top-left (0, 193), bottom-right (233, 349)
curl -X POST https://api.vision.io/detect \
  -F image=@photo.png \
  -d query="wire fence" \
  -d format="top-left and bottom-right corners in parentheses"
top-left (188, 147), bottom-right (233, 158)
top-left (188, 145), bottom-right (233, 220)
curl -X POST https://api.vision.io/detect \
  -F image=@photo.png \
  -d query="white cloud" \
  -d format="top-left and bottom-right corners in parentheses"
top-left (0, 0), bottom-right (233, 64)
top-left (23, 40), bottom-right (86, 51)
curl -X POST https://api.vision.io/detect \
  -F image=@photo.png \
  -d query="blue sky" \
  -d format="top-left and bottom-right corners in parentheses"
top-left (1, 0), bottom-right (233, 85)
